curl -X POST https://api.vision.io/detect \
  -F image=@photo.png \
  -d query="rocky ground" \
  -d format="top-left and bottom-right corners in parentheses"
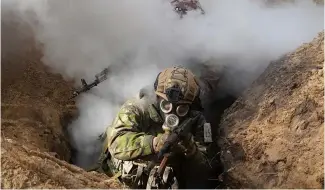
top-left (218, 31), bottom-right (324, 189)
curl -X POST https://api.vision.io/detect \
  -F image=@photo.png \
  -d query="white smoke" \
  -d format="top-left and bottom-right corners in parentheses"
top-left (2, 0), bottom-right (323, 168)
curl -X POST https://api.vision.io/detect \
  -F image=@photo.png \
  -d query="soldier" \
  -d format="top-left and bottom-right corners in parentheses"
top-left (93, 66), bottom-right (212, 188)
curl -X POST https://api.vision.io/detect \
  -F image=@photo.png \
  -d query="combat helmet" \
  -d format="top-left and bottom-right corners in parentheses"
top-left (154, 66), bottom-right (200, 104)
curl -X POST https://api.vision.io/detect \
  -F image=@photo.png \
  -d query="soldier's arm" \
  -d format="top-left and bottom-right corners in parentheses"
top-left (106, 101), bottom-right (155, 161)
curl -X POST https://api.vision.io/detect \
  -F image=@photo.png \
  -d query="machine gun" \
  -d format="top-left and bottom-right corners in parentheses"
top-left (69, 68), bottom-right (110, 100)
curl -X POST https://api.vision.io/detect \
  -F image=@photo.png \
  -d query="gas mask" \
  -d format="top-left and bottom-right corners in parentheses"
top-left (159, 99), bottom-right (190, 131)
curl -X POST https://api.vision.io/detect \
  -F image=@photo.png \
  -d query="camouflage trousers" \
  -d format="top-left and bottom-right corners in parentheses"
top-left (112, 158), bottom-right (178, 189)
top-left (91, 151), bottom-right (177, 188)
top-left (91, 149), bottom-right (212, 189)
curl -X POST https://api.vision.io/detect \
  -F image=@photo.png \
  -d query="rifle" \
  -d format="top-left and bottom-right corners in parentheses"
top-left (146, 114), bottom-right (201, 189)
top-left (69, 68), bottom-right (110, 100)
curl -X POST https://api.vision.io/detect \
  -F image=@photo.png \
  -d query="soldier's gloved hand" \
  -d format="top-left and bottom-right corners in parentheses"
top-left (153, 133), bottom-right (169, 153)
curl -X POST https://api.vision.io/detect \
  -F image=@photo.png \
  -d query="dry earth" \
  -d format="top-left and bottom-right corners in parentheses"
top-left (1, 10), bottom-right (122, 189)
top-left (1, 138), bottom-right (121, 188)
top-left (218, 31), bottom-right (324, 189)
top-left (1, 3), bottom-right (324, 189)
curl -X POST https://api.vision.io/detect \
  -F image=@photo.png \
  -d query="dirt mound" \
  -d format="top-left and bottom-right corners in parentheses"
top-left (1, 11), bottom-right (122, 189)
top-left (1, 12), bottom-right (74, 161)
top-left (218, 31), bottom-right (324, 188)
top-left (1, 138), bottom-right (121, 188)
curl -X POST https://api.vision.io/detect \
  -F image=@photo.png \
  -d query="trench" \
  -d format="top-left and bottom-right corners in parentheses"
top-left (60, 109), bottom-right (101, 168)
top-left (53, 33), bottom-right (240, 189)
top-left (3, 5), bottom-right (250, 189)
top-left (3, 5), bottom-right (241, 188)
top-left (203, 94), bottom-right (237, 188)
top-left (62, 89), bottom-right (237, 188)
top-left (60, 110), bottom-right (80, 165)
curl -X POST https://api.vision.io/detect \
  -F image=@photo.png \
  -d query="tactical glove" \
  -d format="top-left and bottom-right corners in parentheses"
top-left (153, 133), bottom-right (169, 153)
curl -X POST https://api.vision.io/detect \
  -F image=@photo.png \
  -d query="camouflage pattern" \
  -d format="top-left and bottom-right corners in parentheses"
top-left (155, 66), bottom-right (200, 104)
top-left (105, 96), bottom-right (164, 161)
top-left (96, 95), bottom-right (211, 188)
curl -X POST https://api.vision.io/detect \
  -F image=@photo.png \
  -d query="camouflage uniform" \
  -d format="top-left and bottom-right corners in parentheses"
top-left (95, 95), bottom-right (211, 188)
top-left (91, 66), bottom-right (214, 188)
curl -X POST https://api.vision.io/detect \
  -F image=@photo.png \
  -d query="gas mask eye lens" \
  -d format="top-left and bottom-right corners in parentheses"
top-left (176, 104), bottom-right (190, 117)
top-left (160, 99), bottom-right (173, 113)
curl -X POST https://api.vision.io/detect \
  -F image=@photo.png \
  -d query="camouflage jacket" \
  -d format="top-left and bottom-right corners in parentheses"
top-left (102, 95), bottom-right (208, 161)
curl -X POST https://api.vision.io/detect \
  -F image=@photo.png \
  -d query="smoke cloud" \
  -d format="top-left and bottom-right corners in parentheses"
top-left (3, 0), bottom-right (323, 168)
